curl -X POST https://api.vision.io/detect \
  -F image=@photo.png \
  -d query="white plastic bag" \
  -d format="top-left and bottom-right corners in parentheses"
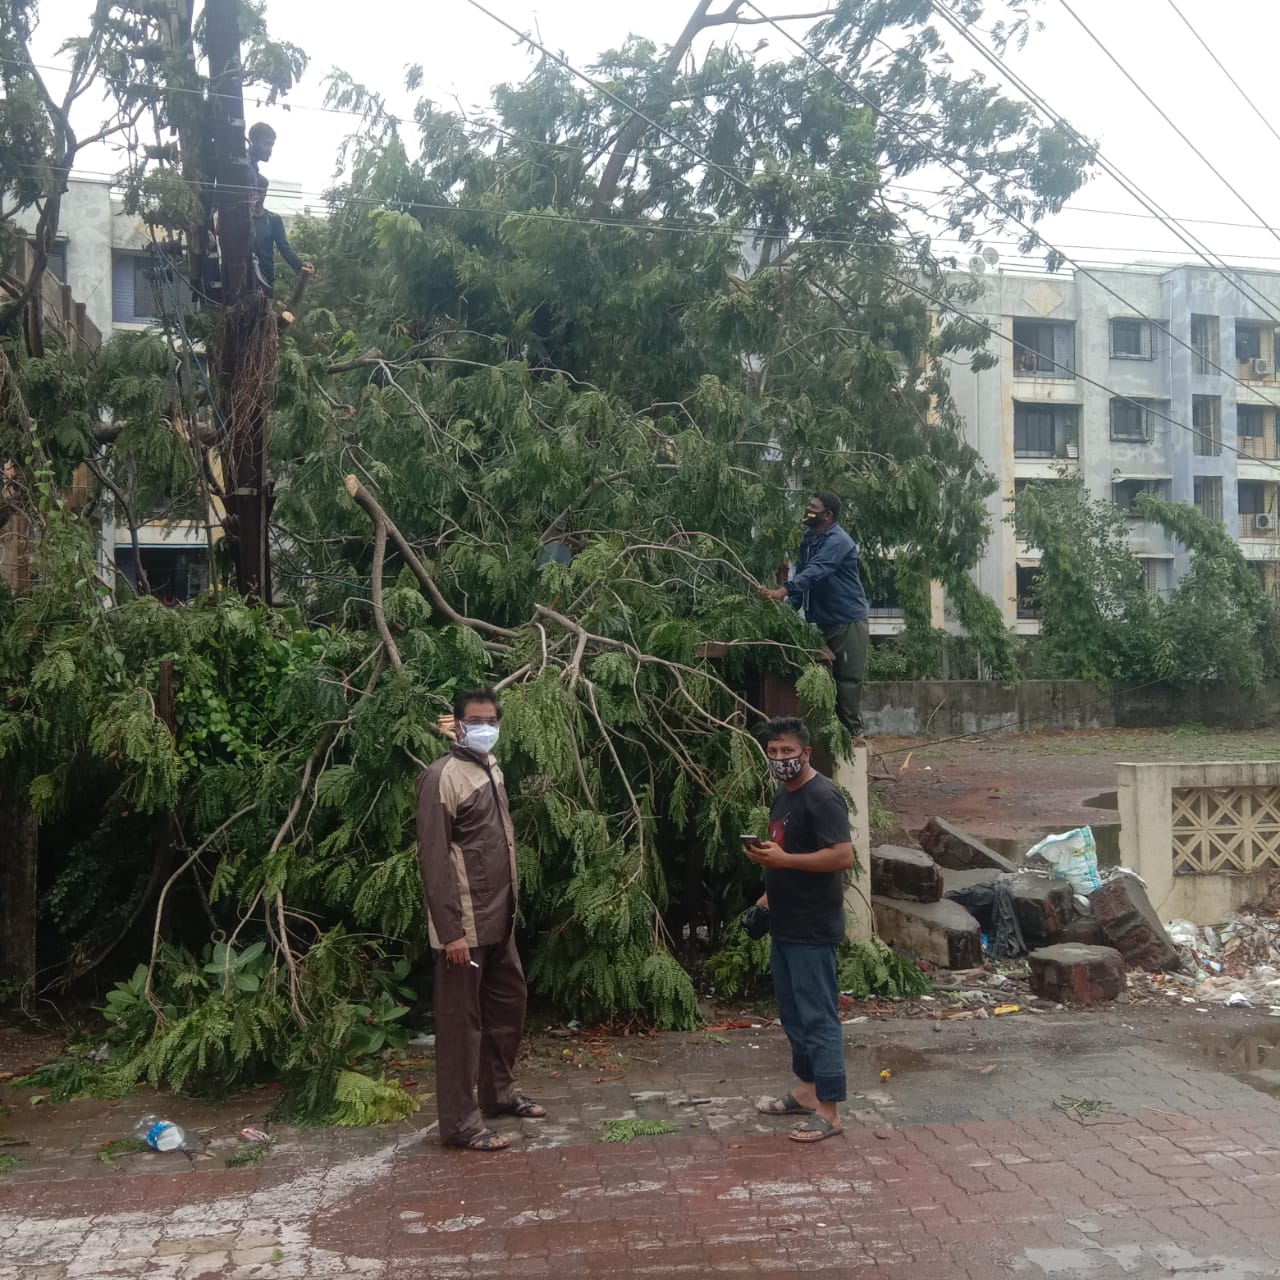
top-left (1025, 827), bottom-right (1102, 897)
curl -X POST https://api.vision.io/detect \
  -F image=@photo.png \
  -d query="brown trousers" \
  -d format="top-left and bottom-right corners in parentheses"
top-left (432, 932), bottom-right (527, 1145)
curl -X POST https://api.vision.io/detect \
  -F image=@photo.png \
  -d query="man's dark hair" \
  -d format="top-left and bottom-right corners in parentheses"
top-left (454, 686), bottom-right (502, 721)
top-left (248, 122), bottom-right (277, 143)
top-left (813, 490), bottom-right (842, 522)
top-left (759, 716), bottom-right (809, 747)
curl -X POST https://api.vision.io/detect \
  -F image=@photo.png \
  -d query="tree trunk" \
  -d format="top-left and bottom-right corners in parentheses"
top-left (591, 1), bottom-right (733, 215)
top-left (0, 787), bottom-right (38, 990)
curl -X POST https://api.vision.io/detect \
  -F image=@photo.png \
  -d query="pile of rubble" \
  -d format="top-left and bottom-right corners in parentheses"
top-left (1158, 915), bottom-right (1280, 1013)
top-left (870, 818), bottom-right (1179, 1007)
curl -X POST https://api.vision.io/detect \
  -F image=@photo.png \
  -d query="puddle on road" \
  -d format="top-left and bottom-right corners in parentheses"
top-left (1082, 790), bottom-right (1117, 811)
top-left (1185, 1025), bottom-right (1280, 1098)
top-left (984, 824), bottom-right (1121, 869)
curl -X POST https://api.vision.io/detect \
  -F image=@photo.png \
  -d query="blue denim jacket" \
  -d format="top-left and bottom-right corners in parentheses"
top-left (784, 523), bottom-right (869, 626)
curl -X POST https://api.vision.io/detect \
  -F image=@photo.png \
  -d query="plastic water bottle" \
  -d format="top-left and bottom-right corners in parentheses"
top-left (135, 1114), bottom-right (186, 1152)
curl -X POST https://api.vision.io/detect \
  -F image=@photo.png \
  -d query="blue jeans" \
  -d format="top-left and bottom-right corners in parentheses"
top-left (771, 941), bottom-right (846, 1103)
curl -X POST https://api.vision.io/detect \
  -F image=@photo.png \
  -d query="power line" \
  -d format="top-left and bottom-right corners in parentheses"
top-left (1161, 0), bottom-right (1280, 151)
top-left (929, 0), bottom-right (1280, 333)
top-left (1056, 0), bottom-right (1280, 255)
top-left (740, 1), bottom-right (1280, 428)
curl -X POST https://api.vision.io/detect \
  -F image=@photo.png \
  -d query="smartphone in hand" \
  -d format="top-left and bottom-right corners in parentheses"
top-left (739, 835), bottom-right (763, 849)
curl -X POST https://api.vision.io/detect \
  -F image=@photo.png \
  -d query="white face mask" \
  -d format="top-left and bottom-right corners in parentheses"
top-left (461, 724), bottom-right (500, 755)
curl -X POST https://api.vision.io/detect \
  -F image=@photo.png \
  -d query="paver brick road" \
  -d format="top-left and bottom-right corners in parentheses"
top-left (4, 1014), bottom-right (1280, 1278)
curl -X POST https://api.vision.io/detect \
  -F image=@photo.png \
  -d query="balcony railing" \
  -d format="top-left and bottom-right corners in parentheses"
top-left (1240, 435), bottom-right (1280, 461)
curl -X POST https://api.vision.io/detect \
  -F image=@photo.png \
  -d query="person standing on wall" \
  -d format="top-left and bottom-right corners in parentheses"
top-left (759, 491), bottom-right (871, 738)
top-left (416, 686), bottom-right (547, 1152)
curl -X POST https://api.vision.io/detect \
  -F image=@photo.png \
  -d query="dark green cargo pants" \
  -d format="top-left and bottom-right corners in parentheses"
top-left (821, 620), bottom-right (870, 737)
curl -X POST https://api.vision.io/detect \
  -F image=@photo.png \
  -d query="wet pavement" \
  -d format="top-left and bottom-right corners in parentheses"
top-left (7, 1010), bottom-right (1280, 1276)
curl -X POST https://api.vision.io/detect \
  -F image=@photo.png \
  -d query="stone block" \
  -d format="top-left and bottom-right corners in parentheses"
top-left (872, 896), bottom-right (983, 970)
top-left (870, 845), bottom-right (942, 903)
top-left (1028, 943), bottom-right (1126, 1006)
top-left (917, 818), bottom-right (1017, 874)
top-left (1056, 914), bottom-right (1109, 948)
top-left (1007, 873), bottom-right (1075, 947)
top-left (1088, 873), bottom-right (1180, 972)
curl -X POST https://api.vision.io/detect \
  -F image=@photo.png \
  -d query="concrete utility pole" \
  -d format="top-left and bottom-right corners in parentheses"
top-left (204, 0), bottom-right (271, 602)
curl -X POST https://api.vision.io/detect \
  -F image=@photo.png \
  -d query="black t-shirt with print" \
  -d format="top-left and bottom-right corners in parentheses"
top-left (764, 772), bottom-right (852, 946)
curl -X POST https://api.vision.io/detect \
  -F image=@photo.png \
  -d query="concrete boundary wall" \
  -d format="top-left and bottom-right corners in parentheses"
top-left (863, 680), bottom-right (1280, 738)
top-left (1117, 760), bottom-right (1280, 925)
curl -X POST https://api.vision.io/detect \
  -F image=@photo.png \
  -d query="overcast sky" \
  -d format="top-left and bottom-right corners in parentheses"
top-left (28, 0), bottom-right (1280, 274)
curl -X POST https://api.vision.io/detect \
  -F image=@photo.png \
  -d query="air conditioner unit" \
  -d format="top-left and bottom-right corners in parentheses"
top-left (1252, 358), bottom-right (1272, 376)
top-left (1256, 513), bottom-right (1273, 530)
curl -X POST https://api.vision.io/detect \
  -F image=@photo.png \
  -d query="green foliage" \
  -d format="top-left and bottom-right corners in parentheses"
top-left (600, 1118), bottom-right (676, 1143)
top-left (1015, 475), bottom-right (1280, 687)
top-left (838, 940), bottom-right (931, 1001)
top-left (0, 1154), bottom-right (18, 1175)
top-left (327, 1071), bottom-right (419, 1127)
top-left (708, 919), bottom-right (772, 1001)
top-left (14, 1052), bottom-right (133, 1103)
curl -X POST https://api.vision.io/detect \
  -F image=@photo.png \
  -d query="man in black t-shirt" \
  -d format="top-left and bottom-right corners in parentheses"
top-left (745, 716), bottom-right (853, 1143)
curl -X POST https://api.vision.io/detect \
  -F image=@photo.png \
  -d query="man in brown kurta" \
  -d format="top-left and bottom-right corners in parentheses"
top-left (416, 686), bottom-right (546, 1152)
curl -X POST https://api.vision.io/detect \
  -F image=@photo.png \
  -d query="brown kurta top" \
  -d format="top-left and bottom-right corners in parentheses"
top-left (416, 745), bottom-right (518, 949)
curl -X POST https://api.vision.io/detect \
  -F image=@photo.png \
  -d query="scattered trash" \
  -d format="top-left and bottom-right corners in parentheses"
top-left (993, 1004), bottom-right (1020, 1016)
top-left (1226, 992), bottom-right (1252, 1008)
top-left (406, 1033), bottom-right (436, 1048)
top-left (879, 1069), bottom-right (891, 1081)
top-left (1026, 828), bottom-right (1102, 897)
top-left (238, 1127), bottom-right (271, 1144)
top-left (978, 1064), bottom-right (998, 1075)
top-left (134, 1115), bottom-right (186, 1153)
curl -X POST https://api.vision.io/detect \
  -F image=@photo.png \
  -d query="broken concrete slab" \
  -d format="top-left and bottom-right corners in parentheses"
top-left (1028, 943), bottom-right (1127, 1006)
top-left (1088, 873), bottom-right (1180, 972)
top-left (871, 845), bottom-right (942, 903)
top-left (1007, 873), bottom-right (1075, 948)
top-left (917, 818), bottom-right (1017, 874)
top-left (872, 896), bottom-right (982, 970)
top-left (1056, 914), bottom-right (1110, 948)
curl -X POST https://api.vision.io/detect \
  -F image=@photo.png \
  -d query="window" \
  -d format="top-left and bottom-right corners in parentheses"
top-left (1014, 404), bottom-right (1078, 458)
top-left (1192, 395), bottom-right (1222, 456)
top-left (1012, 319), bottom-right (1075, 377)
top-left (1110, 397), bottom-right (1156, 443)
top-left (111, 251), bottom-right (191, 325)
top-left (1194, 476), bottom-right (1223, 523)
top-left (1112, 478), bottom-right (1169, 516)
top-left (1015, 564), bottom-right (1041, 619)
top-left (1239, 480), bottom-right (1267, 516)
top-left (1190, 314), bottom-right (1219, 375)
top-left (1110, 318), bottom-right (1155, 360)
top-left (32, 238), bottom-right (67, 283)
top-left (1235, 324), bottom-right (1264, 363)
top-left (114, 546), bottom-right (209, 604)
top-left (867, 567), bottom-right (902, 619)
top-left (1138, 558), bottom-right (1171, 596)
top-left (1239, 405), bottom-right (1266, 437)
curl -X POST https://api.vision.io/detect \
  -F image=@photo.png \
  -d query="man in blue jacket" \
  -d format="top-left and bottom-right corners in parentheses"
top-left (760, 491), bottom-right (870, 737)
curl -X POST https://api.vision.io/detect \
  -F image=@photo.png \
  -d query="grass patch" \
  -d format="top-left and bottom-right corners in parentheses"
top-left (0, 1153), bottom-right (19, 1174)
top-left (600, 1118), bottom-right (676, 1144)
top-left (226, 1140), bottom-right (272, 1168)
top-left (99, 1137), bottom-right (147, 1165)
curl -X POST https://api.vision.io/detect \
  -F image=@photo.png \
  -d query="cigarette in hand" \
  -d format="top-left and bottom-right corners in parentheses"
top-left (468, 960), bottom-right (480, 969)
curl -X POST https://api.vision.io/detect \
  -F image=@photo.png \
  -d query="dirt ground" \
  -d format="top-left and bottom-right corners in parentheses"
top-left (870, 724), bottom-right (1280, 855)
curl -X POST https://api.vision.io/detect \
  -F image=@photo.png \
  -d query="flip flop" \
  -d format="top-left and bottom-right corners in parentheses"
top-left (450, 1128), bottom-right (510, 1152)
top-left (485, 1095), bottom-right (547, 1119)
top-left (788, 1114), bottom-right (844, 1143)
top-left (757, 1092), bottom-right (813, 1116)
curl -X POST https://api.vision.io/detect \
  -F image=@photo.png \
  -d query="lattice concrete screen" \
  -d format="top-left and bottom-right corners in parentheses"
top-left (1172, 787), bottom-right (1280, 876)
top-left (1118, 761), bottom-right (1280, 926)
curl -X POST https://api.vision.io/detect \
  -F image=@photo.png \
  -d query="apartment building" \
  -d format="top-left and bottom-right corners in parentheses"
top-left (945, 263), bottom-right (1280, 631)
top-left (14, 176), bottom-right (301, 600)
